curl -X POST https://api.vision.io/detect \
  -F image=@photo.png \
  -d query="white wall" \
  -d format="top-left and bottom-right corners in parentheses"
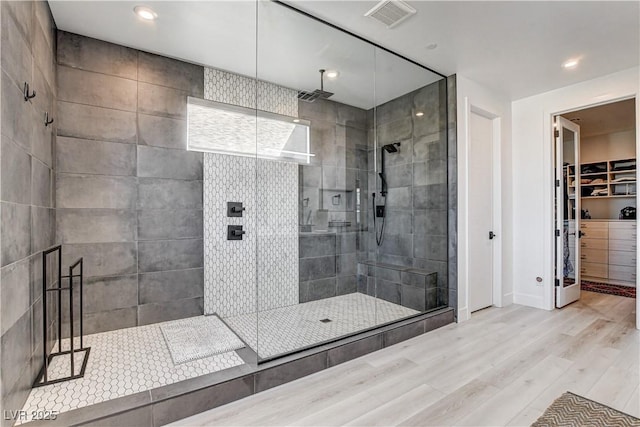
top-left (511, 67), bottom-right (639, 321)
top-left (456, 75), bottom-right (513, 322)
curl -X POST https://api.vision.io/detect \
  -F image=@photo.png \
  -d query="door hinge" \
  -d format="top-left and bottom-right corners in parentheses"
top-left (554, 129), bottom-right (560, 138)
top-left (555, 179), bottom-right (560, 187)
top-left (555, 278), bottom-right (560, 287)
top-left (555, 229), bottom-right (560, 237)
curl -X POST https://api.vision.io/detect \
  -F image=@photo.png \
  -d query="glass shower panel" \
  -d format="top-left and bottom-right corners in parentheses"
top-left (372, 48), bottom-right (448, 324)
top-left (255, 0), bottom-right (376, 360)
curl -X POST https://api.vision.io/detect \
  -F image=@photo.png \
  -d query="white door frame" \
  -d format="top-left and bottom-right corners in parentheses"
top-left (459, 97), bottom-right (503, 321)
top-left (544, 94), bottom-right (640, 330)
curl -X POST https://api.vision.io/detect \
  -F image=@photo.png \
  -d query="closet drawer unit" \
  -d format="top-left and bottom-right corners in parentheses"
top-left (609, 265), bottom-right (636, 283)
top-left (609, 221), bottom-right (636, 230)
top-left (580, 248), bottom-right (608, 264)
top-left (609, 239), bottom-right (636, 252)
top-left (580, 221), bottom-right (608, 230)
top-left (610, 228), bottom-right (637, 241)
top-left (579, 227), bottom-right (608, 240)
top-left (609, 250), bottom-right (636, 267)
top-left (580, 238), bottom-right (608, 250)
top-left (581, 262), bottom-right (608, 278)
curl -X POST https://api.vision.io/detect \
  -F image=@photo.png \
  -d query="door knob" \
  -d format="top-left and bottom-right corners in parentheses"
top-left (489, 231), bottom-right (496, 240)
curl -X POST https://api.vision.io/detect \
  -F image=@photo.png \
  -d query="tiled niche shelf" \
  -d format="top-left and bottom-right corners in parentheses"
top-left (22, 307), bottom-right (454, 427)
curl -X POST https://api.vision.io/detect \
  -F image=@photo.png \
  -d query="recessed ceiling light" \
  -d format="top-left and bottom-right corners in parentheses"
top-left (134, 6), bottom-right (157, 21)
top-left (293, 119), bottom-right (300, 123)
top-left (415, 111), bottom-right (424, 117)
top-left (325, 70), bottom-right (339, 79)
top-left (426, 43), bottom-right (438, 50)
top-left (563, 59), bottom-right (579, 69)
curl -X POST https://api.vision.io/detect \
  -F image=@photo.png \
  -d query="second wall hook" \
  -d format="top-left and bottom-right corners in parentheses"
top-left (44, 112), bottom-right (54, 127)
top-left (23, 82), bottom-right (36, 101)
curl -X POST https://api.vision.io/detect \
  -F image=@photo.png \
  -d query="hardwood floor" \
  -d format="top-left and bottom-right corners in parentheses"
top-left (169, 291), bottom-right (639, 426)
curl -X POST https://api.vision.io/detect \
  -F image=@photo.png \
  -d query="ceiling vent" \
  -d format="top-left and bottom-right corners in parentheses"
top-left (365, 0), bottom-right (416, 29)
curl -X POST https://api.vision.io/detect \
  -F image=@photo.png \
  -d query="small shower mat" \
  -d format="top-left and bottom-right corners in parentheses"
top-left (160, 315), bottom-right (245, 364)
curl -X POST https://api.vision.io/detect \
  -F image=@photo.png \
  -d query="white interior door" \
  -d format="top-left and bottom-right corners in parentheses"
top-left (469, 112), bottom-right (494, 312)
top-left (555, 116), bottom-right (582, 308)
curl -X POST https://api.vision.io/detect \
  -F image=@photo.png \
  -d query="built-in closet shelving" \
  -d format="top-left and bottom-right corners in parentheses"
top-left (567, 158), bottom-right (637, 200)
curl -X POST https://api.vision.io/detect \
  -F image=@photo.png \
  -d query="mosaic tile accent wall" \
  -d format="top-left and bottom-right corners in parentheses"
top-left (204, 68), bottom-right (298, 117)
top-left (203, 68), bottom-right (299, 317)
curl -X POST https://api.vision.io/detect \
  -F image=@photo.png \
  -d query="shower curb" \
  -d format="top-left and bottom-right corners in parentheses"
top-left (21, 307), bottom-right (454, 427)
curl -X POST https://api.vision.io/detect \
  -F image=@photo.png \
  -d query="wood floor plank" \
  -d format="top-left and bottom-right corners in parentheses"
top-left (167, 292), bottom-right (639, 427)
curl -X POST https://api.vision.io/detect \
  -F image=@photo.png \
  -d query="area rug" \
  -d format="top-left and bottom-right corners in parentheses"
top-left (581, 280), bottom-right (636, 298)
top-left (532, 392), bottom-right (640, 427)
top-left (160, 315), bottom-right (245, 364)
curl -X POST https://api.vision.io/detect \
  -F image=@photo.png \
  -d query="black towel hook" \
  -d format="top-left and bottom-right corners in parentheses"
top-left (44, 112), bottom-right (54, 127)
top-left (23, 82), bottom-right (36, 101)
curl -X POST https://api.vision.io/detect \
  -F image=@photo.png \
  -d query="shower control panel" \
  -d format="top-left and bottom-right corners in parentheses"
top-left (227, 225), bottom-right (245, 240)
top-left (227, 202), bottom-right (245, 217)
top-left (376, 205), bottom-right (386, 218)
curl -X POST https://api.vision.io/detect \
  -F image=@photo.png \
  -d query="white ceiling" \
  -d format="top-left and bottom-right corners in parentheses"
top-left (286, 1), bottom-right (639, 100)
top-left (49, 1), bottom-right (639, 105)
top-left (48, 1), bottom-right (441, 110)
top-left (562, 98), bottom-right (636, 138)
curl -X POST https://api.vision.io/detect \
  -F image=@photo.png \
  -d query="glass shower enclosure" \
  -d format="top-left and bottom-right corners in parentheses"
top-left (188, 0), bottom-right (449, 362)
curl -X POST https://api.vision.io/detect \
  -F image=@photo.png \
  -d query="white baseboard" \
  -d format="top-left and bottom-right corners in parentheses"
top-left (502, 292), bottom-right (514, 305)
top-left (513, 292), bottom-right (545, 309)
top-left (457, 307), bottom-right (470, 322)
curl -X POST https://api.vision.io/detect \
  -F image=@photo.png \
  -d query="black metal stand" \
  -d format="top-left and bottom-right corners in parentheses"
top-left (33, 245), bottom-right (91, 387)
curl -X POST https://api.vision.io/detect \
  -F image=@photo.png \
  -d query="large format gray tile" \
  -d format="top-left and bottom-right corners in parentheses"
top-left (137, 209), bottom-right (203, 240)
top-left (0, 309), bottom-right (31, 397)
top-left (414, 209), bottom-right (447, 236)
top-left (30, 106), bottom-right (54, 167)
top-left (31, 206), bottom-right (54, 253)
top-left (81, 306), bottom-right (138, 335)
top-left (255, 352), bottom-right (327, 392)
top-left (57, 31), bottom-right (138, 79)
top-left (151, 376), bottom-right (252, 426)
top-left (137, 238), bottom-right (203, 272)
top-left (382, 320), bottom-right (423, 347)
top-left (299, 234), bottom-right (335, 258)
top-left (138, 268), bottom-right (204, 304)
top-left (413, 183), bottom-right (447, 210)
top-left (137, 114), bottom-right (187, 150)
top-left (0, 257), bottom-right (30, 336)
top-left (31, 26), bottom-right (55, 106)
top-left (62, 242), bottom-right (137, 278)
top-left (82, 275), bottom-right (138, 314)
top-left (0, 7), bottom-right (32, 92)
top-left (137, 82), bottom-right (187, 119)
top-left (57, 209), bottom-right (136, 243)
top-left (337, 275), bottom-right (357, 295)
top-left (299, 256), bottom-right (335, 282)
top-left (137, 145), bottom-right (202, 180)
top-left (137, 178), bottom-right (202, 209)
top-left (1, 135), bottom-right (31, 205)
top-left (1, 202), bottom-right (30, 267)
top-left (57, 101), bottom-right (137, 144)
top-left (56, 174), bottom-right (137, 209)
top-left (413, 159), bottom-right (447, 186)
top-left (300, 277), bottom-right (337, 302)
top-left (31, 157), bottom-right (52, 208)
top-left (137, 296), bottom-right (203, 326)
top-left (58, 65), bottom-right (137, 112)
top-left (81, 406), bottom-right (153, 427)
top-left (327, 334), bottom-right (383, 367)
top-left (56, 137), bottom-right (136, 176)
top-left (138, 51), bottom-right (204, 95)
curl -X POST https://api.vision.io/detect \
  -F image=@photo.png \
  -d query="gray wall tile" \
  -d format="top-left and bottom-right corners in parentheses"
top-left (31, 157), bottom-right (52, 207)
top-left (30, 206), bottom-right (54, 253)
top-left (337, 275), bottom-right (357, 295)
top-left (30, 109), bottom-right (54, 167)
top-left (138, 51), bottom-right (204, 94)
top-left (0, 310), bottom-right (31, 396)
top-left (57, 209), bottom-right (136, 243)
top-left (300, 277), bottom-right (336, 303)
top-left (137, 297), bottom-right (203, 326)
top-left (56, 174), bottom-right (137, 209)
top-left (327, 335), bottom-right (382, 367)
top-left (0, 258), bottom-right (30, 336)
top-left (137, 178), bottom-right (202, 209)
top-left (1, 135), bottom-right (31, 204)
top-left (1, 202), bottom-right (30, 267)
top-left (56, 137), bottom-right (136, 176)
top-left (62, 242), bottom-right (137, 278)
top-left (57, 31), bottom-right (138, 79)
top-left (57, 101), bottom-right (137, 143)
top-left (299, 234), bottom-right (335, 258)
top-left (137, 145), bottom-right (202, 180)
top-left (137, 209), bottom-right (203, 240)
top-left (299, 256), bottom-right (335, 282)
top-left (82, 307), bottom-right (138, 335)
top-left (58, 65), bottom-right (137, 111)
top-left (137, 82), bottom-right (187, 119)
top-left (0, 9), bottom-right (32, 92)
top-left (137, 114), bottom-right (186, 149)
top-left (138, 268), bottom-right (204, 304)
top-left (83, 275), bottom-right (138, 314)
top-left (255, 352), bottom-right (327, 393)
top-left (138, 239), bottom-right (203, 273)
top-left (383, 321), bottom-right (423, 347)
top-left (1, 72), bottom-right (32, 152)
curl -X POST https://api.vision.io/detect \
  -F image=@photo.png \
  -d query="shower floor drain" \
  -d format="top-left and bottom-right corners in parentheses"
top-left (319, 318), bottom-right (332, 323)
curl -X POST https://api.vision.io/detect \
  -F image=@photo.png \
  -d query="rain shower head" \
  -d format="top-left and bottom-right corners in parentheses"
top-left (382, 142), bottom-right (401, 153)
top-left (298, 69), bottom-right (334, 103)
